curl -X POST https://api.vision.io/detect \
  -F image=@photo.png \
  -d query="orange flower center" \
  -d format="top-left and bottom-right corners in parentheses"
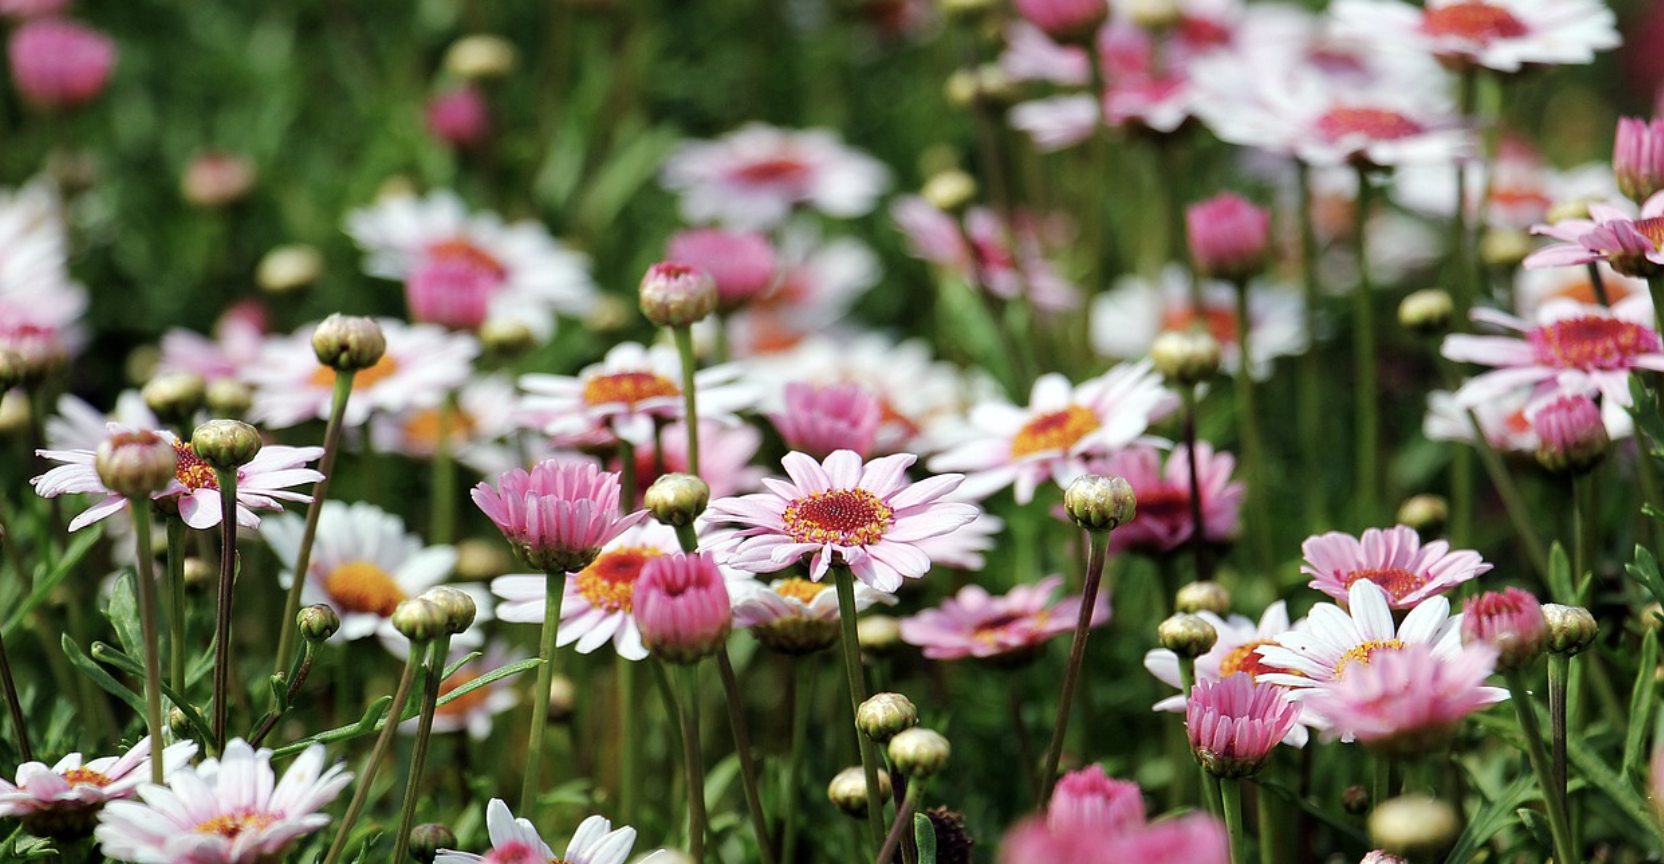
top-left (1341, 567), bottom-right (1428, 603)
top-left (1333, 638), bottom-right (1405, 679)
top-left (1217, 640), bottom-right (1291, 681)
top-left (1420, 1), bottom-right (1527, 42)
top-left (172, 442), bottom-right (220, 491)
top-left (435, 668), bottom-right (492, 718)
top-left (427, 238), bottom-right (507, 281)
top-left (773, 577), bottom-right (830, 605)
top-left (323, 561), bottom-right (407, 618)
top-left (575, 546), bottom-right (662, 613)
top-left (581, 371), bottom-right (680, 409)
top-left (308, 353), bottom-right (400, 390)
top-left (58, 767), bottom-right (112, 787)
top-left (1315, 107), bottom-right (1424, 143)
top-left (1547, 275), bottom-right (1638, 306)
top-left (194, 811), bottom-right (279, 839)
top-left (782, 488), bottom-right (894, 547)
top-left (402, 406), bottom-right (476, 452)
top-left (1161, 305), bottom-right (1239, 345)
top-left (1010, 405), bottom-right (1100, 459)
top-left (1635, 216), bottom-right (1664, 251)
top-left (1528, 316), bottom-right (1662, 369)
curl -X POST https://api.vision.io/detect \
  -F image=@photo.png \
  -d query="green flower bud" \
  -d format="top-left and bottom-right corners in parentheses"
top-left (1398, 289), bottom-right (1453, 336)
top-left (1150, 329), bottom-right (1222, 385)
top-left (391, 598), bottom-right (447, 643)
top-left (888, 727), bottom-right (951, 779)
top-left (1368, 795), bottom-right (1458, 861)
top-left (645, 473), bottom-right (710, 527)
top-left (1158, 613), bottom-right (1218, 659)
top-left (95, 429), bottom-right (178, 498)
top-left (420, 586), bottom-right (478, 636)
top-left (828, 766), bottom-right (890, 818)
top-left (639, 262), bottom-right (718, 328)
top-left (141, 371), bottom-right (206, 423)
top-left (1541, 603), bottom-right (1597, 656)
top-left (1063, 474), bottom-right (1137, 533)
top-left (205, 378), bottom-right (254, 419)
top-left (311, 314), bottom-right (387, 372)
top-left (191, 419), bottom-right (263, 470)
top-left (408, 824), bottom-right (457, 864)
top-left (298, 604), bottom-right (341, 642)
top-left (1174, 581), bottom-right (1230, 616)
top-left (856, 692), bottom-right (919, 744)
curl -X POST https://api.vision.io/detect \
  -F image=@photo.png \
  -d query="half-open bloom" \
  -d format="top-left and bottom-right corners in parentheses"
top-left (729, 573), bottom-right (894, 654)
top-left (1095, 443), bottom-right (1244, 554)
top-left (1186, 674), bottom-right (1302, 777)
top-left (1524, 193), bottom-right (1664, 278)
top-left (472, 459), bottom-right (647, 572)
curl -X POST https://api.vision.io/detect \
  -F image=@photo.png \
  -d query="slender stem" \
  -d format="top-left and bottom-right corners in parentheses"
top-left (521, 569), bottom-right (566, 816)
top-left (1463, 409), bottom-right (1550, 577)
top-left (1503, 670), bottom-right (1578, 864)
top-left (321, 646), bottom-right (426, 864)
top-left (392, 635), bottom-right (453, 864)
top-left (618, 438), bottom-right (637, 515)
top-left (431, 391), bottom-right (457, 545)
top-left (1041, 530), bottom-right (1111, 802)
top-left (783, 660), bottom-right (813, 864)
top-left (1649, 274), bottom-right (1664, 344)
top-left (619, 659), bottom-right (638, 827)
top-left (248, 641), bottom-right (316, 747)
top-left (1233, 276), bottom-right (1273, 577)
top-left (1585, 262), bottom-right (1610, 307)
top-left (1548, 653), bottom-right (1571, 842)
top-left (1352, 167), bottom-right (1380, 524)
top-left (210, 467), bottom-right (240, 752)
top-left (166, 518), bottom-right (188, 693)
top-left (129, 503), bottom-right (167, 785)
top-left (0, 620), bottom-right (30, 763)
top-left (718, 650), bottom-right (777, 863)
top-left (1572, 474), bottom-right (1594, 600)
top-left (1452, 68), bottom-right (1477, 327)
top-left (1295, 163), bottom-right (1326, 532)
top-left (1178, 653), bottom-right (1219, 816)
top-left (672, 327), bottom-right (702, 476)
top-left (833, 563), bottom-right (887, 851)
top-left (1220, 777), bottom-right (1247, 864)
top-left (1180, 386), bottom-right (1211, 581)
top-left (1008, 676), bottom-right (1040, 800)
top-left (1256, 780), bottom-right (1276, 864)
top-left (1373, 754), bottom-right (1392, 813)
top-left (678, 663), bottom-right (709, 863)
top-left (275, 370), bottom-right (356, 676)
top-left (876, 781), bottom-right (925, 864)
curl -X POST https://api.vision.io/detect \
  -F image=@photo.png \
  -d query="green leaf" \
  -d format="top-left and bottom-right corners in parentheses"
top-left (106, 569), bottom-right (144, 659)
top-left (1629, 375), bottom-right (1664, 461)
top-left (1625, 631), bottom-right (1660, 779)
top-left (1, 526), bottom-right (104, 638)
top-left (1567, 731), bottom-right (1663, 847)
top-left (88, 642), bottom-right (216, 747)
top-left (62, 636), bottom-right (145, 716)
top-left (1257, 778), bottom-right (1371, 849)
top-left (1443, 772), bottom-right (1536, 864)
top-left (915, 812), bottom-right (938, 864)
top-left (1516, 808), bottom-right (1550, 850)
top-left (1547, 542), bottom-right (1574, 605)
top-left (1628, 545), bottom-right (1664, 609)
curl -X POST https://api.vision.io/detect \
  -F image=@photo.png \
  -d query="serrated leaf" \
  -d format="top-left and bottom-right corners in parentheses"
top-left (1443, 773), bottom-right (1536, 864)
top-left (1625, 630), bottom-right (1660, 779)
top-left (915, 812), bottom-right (938, 864)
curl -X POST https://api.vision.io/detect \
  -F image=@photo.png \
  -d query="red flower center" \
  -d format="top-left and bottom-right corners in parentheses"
top-left (1341, 567), bottom-right (1428, 603)
top-left (1420, 1), bottom-right (1527, 42)
top-left (1177, 15), bottom-right (1232, 49)
top-left (575, 546), bottom-right (662, 613)
top-left (1161, 305), bottom-right (1239, 344)
top-left (582, 371), bottom-right (681, 408)
top-left (172, 442), bottom-right (220, 491)
top-left (1528, 316), bottom-right (1662, 370)
top-left (427, 238), bottom-right (507, 282)
top-left (1314, 107), bottom-right (1424, 143)
top-left (782, 488), bottom-right (894, 547)
top-left (732, 156), bottom-right (812, 186)
top-left (323, 561), bottom-right (408, 618)
top-left (1010, 405), bottom-right (1101, 458)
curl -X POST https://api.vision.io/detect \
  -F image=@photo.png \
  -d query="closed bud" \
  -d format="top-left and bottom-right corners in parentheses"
top-left (1395, 494), bottom-right (1448, 537)
top-left (95, 429), bottom-right (178, 498)
top-left (256, 244), bottom-right (324, 294)
top-left (1480, 227), bottom-right (1531, 268)
top-left (0, 391), bottom-right (27, 437)
top-left (639, 262), bottom-right (718, 328)
top-left (1158, 613), bottom-right (1218, 658)
top-left (1342, 784), bottom-right (1371, 815)
top-left (889, 727), bottom-right (951, 778)
top-left (409, 823), bottom-right (457, 864)
top-left (1368, 795), bottom-right (1458, 860)
top-left (547, 675), bottom-right (577, 723)
top-left (828, 767), bottom-right (890, 817)
top-left (1532, 393), bottom-right (1609, 475)
top-left (444, 34), bottom-right (517, 80)
top-left (1175, 581), bottom-right (1230, 616)
top-left (922, 170), bottom-right (977, 213)
top-left (169, 706), bottom-right (193, 740)
top-left (479, 318), bottom-right (537, 358)
top-left (297, 604), bottom-right (341, 642)
top-left (191, 419), bottom-right (263, 470)
top-left (645, 473), bottom-right (710, 527)
top-left (205, 378), bottom-right (254, 418)
top-left (391, 598), bottom-right (447, 643)
top-left (1398, 289), bottom-right (1453, 335)
top-left (1541, 603), bottom-right (1597, 656)
top-left (856, 692), bottom-right (919, 743)
top-left (858, 614), bottom-right (902, 654)
top-left (1150, 329), bottom-right (1221, 385)
top-left (181, 151), bottom-right (255, 208)
top-left (311, 314), bottom-right (387, 372)
top-left (1064, 474), bottom-right (1136, 533)
top-left (1126, 0), bottom-right (1183, 30)
top-left (141, 371), bottom-right (206, 423)
top-left (420, 586), bottom-right (478, 635)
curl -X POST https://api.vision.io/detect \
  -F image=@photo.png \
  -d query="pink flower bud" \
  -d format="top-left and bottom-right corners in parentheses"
top-left (769, 382), bottom-right (881, 459)
top-left (1012, 0), bottom-right (1108, 43)
top-left (1530, 393), bottom-right (1609, 475)
top-left (425, 86), bottom-right (490, 149)
top-left (1048, 765), bottom-right (1146, 834)
top-left (1615, 117), bottom-right (1664, 205)
top-left (634, 552), bottom-right (732, 664)
top-left (1460, 587), bottom-right (1546, 673)
top-left (1186, 192), bottom-right (1271, 282)
top-left (638, 261), bottom-right (717, 327)
top-left (666, 228), bottom-right (778, 312)
top-left (181, 151), bottom-right (256, 208)
top-left (8, 18), bottom-right (114, 110)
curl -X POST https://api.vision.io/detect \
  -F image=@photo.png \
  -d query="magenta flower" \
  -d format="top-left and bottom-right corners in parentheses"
top-left (1460, 587), bottom-right (1547, 672)
top-left (898, 574), bottom-right (1106, 664)
top-left (667, 228), bottom-right (778, 311)
top-left (1185, 674), bottom-right (1301, 778)
top-left (1186, 193), bottom-right (1270, 282)
top-left (1530, 392), bottom-right (1609, 472)
top-left (426, 85), bottom-right (489, 149)
top-left (1301, 642), bottom-right (1505, 753)
top-left (1097, 443), bottom-right (1244, 554)
top-left (707, 450), bottom-right (980, 592)
top-left (1047, 765), bottom-right (1145, 834)
top-left (633, 552), bottom-right (733, 664)
top-left (1616, 117), bottom-right (1664, 204)
top-left (1302, 525), bottom-right (1491, 608)
top-left (1524, 193), bottom-right (1664, 278)
top-left (471, 459), bottom-right (648, 572)
top-left (769, 381), bottom-right (882, 460)
top-left (7, 18), bottom-right (114, 111)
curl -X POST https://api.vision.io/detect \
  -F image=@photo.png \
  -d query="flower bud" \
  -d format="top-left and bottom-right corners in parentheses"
top-left (205, 378), bottom-right (254, 419)
top-left (409, 823), bottom-right (457, 864)
top-left (922, 170), bottom-right (977, 214)
top-left (1398, 289), bottom-right (1453, 335)
top-left (256, 244), bottom-right (323, 294)
top-left (6, 325), bottom-right (67, 385)
top-left (445, 34), bottom-right (517, 80)
top-left (1013, 0), bottom-right (1108, 44)
top-left (1460, 588), bottom-right (1546, 673)
top-left (1126, 0), bottom-right (1183, 30)
top-left (1532, 393), bottom-right (1609, 475)
top-left (391, 598), bottom-right (447, 643)
top-left (1368, 795), bottom-right (1458, 861)
top-left (298, 604), bottom-right (341, 642)
top-left (1150, 329), bottom-right (1222, 385)
top-left (0, 391), bottom-right (27, 437)
top-left (1479, 227), bottom-right (1531, 269)
top-left (889, 727), bottom-right (951, 779)
top-left (1546, 198), bottom-right (1593, 225)
top-left (191, 419), bottom-right (263, 471)
top-left (636, 553), bottom-right (732, 664)
top-left (142, 371), bottom-right (207, 425)
top-left (1063, 474), bottom-right (1136, 533)
top-left (479, 318), bottom-right (537, 358)
top-left (1615, 117), bottom-right (1664, 205)
top-left (828, 766), bottom-right (890, 818)
top-left (1360, 852), bottom-right (1409, 864)
top-left (420, 586), bottom-right (478, 636)
top-left (667, 229), bottom-right (778, 313)
top-left (1186, 193), bottom-right (1270, 283)
top-left (1394, 494), bottom-right (1447, 537)
top-left (639, 261), bottom-right (718, 328)
top-left (858, 614), bottom-right (902, 654)
top-left (856, 692), bottom-right (919, 744)
top-left (548, 674), bottom-right (577, 723)
top-left (1158, 613), bottom-right (1218, 658)
top-left (95, 429), bottom-right (178, 498)
top-left (945, 65), bottom-right (1015, 108)
top-left (455, 538), bottom-right (512, 580)
top-left (1174, 581), bottom-right (1230, 616)
top-left (1342, 785), bottom-right (1371, 815)
top-left (311, 314), bottom-right (388, 372)
top-left (169, 706), bottom-right (193, 740)
top-left (645, 473), bottom-right (710, 527)
top-left (1541, 603), bottom-right (1597, 656)
top-left (181, 151), bottom-right (255, 208)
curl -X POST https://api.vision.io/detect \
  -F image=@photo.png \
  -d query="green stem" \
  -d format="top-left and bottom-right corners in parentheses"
top-left (1503, 670), bottom-right (1579, 864)
top-left (1233, 277), bottom-right (1273, 578)
top-left (1295, 163), bottom-right (1326, 532)
top-left (321, 645), bottom-right (426, 864)
top-left (1256, 781), bottom-right (1276, 864)
top-left (876, 780), bottom-right (925, 864)
top-left (210, 466), bottom-right (240, 752)
top-left (1373, 753), bottom-right (1392, 812)
top-left (129, 502), bottom-right (167, 785)
top-left (275, 370), bottom-right (355, 676)
top-left (678, 663), bottom-right (709, 863)
top-left (1353, 167), bottom-right (1380, 525)
top-left (1452, 68), bottom-right (1477, 327)
top-left (1463, 409), bottom-right (1550, 577)
top-left (1220, 777), bottom-right (1247, 864)
top-left (1585, 262), bottom-right (1610, 307)
top-left (672, 327), bottom-right (702, 477)
top-left (718, 650), bottom-right (777, 863)
top-left (166, 518), bottom-right (188, 693)
top-left (1649, 275), bottom-right (1664, 344)
top-left (833, 563), bottom-right (888, 852)
top-left (1548, 653), bottom-right (1571, 847)
top-left (431, 391), bottom-right (457, 545)
top-left (619, 438), bottom-right (637, 515)
top-left (1040, 530), bottom-right (1111, 802)
top-left (392, 634), bottom-right (452, 864)
top-left (1572, 474), bottom-right (1594, 600)
top-left (0, 614), bottom-right (30, 763)
top-left (1008, 676), bottom-right (1040, 801)
top-left (675, 523), bottom-right (699, 555)
top-left (1180, 386), bottom-right (1211, 582)
top-left (521, 569), bottom-right (566, 816)
top-left (248, 641), bottom-right (316, 747)
top-left (782, 660), bottom-right (813, 864)
top-left (1177, 653), bottom-right (1216, 815)
top-left (619, 659), bottom-right (638, 827)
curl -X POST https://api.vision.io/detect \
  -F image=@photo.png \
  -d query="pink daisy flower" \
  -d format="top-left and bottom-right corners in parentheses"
top-left (1301, 642), bottom-right (1506, 751)
top-left (1185, 674), bottom-right (1302, 777)
top-left (1513, 261), bottom-right (1645, 317)
top-left (1255, 580), bottom-right (1465, 695)
top-left (909, 510), bottom-right (1004, 571)
top-left (929, 364), bottom-right (1176, 504)
top-left (1524, 192), bottom-right (1664, 278)
top-left (1461, 587), bottom-right (1548, 672)
top-left (472, 459), bottom-right (648, 573)
top-left (0, 737), bottom-right (197, 840)
top-left (1144, 601), bottom-right (1313, 746)
top-left (659, 123), bottom-right (891, 231)
top-left (729, 573), bottom-right (895, 654)
top-left (345, 190), bottom-right (595, 336)
top-left (1302, 525), bottom-right (1491, 609)
top-left (425, 85), bottom-right (490, 149)
top-left (898, 574), bottom-right (1108, 663)
top-left (1108, 813), bottom-right (1228, 864)
top-left (1090, 265), bottom-right (1308, 381)
top-left (0, 182), bottom-right (87, 357)
top-left (770, 381), bottom-right (882, 460)
top-left (370, 374), bottom-right (518, 469)
top-left (245, 318), bottom-right (479, 430)
top-left (434, 798), bottom-right (639, 864)
top-left (94, 739), bottom-right (352, 864)
top-left (706, 449), bottom-right (981, 592)
top-left (1330, 0), bottom-right (1618, 74)
top-left (892, 196), bottom-right (1082, 313)
top-left (33, 422), bottom-right (323, 531)
top-left (1422, 388), bottom-right (1541, 453)
top-left (1094, 443), bottom-right (1245, 554)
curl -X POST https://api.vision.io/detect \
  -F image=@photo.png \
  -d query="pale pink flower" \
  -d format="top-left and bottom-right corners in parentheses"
top-left (33, 422), bottom-right (323, 531)
top-left (8, 18), bottom-right (114, 110)
top-left (1047, 765), bottom-right (1145, 834)
top-left (634, 551), bottom-right (733, 664)
top-left (667, 228), bottom-right (778, 311)
top-left (1095, 443), bottom-right (1244, 554)
top-left (1362, 853), bottom-right (1410, 864)
top-left (1514, 259), bottom-right (1646, 315)
top-left (910, 510), bottom-right (1003, 571)
top-left (1186, 674), bottom-right (1301, 777)
top-left (728, 573), bottom-right (894, 654)
top-left (660, 123), bottom-right (890, 230)
top-left (770, 381), bottom-right (881, 459)
top-left (1090, 265), bottom-right (1307, 381)
top-left (1256, 581), bottom-right (1468, 695)
top-left (899, 574), bottom-right (1107, 662)
top-left (1616, 117), bottom-right (1664, 204)
top-left (892, 196), bottom-right (1081, 312)
top-left (0, 183), bottom-right (87, 355)
top-left (1331, 0), bottom-right (1618, 74)
top-left (0, 737), bottom-right (196, 840)
top-left (1008, 95), bottom-right (1101, 153)
top-left (1144, 601), bottom-right (1312, 746)
top-left (1109, 813), bottom-right (1228, 864)
top-left (180, 151), bottom-right (255, 209)
top-left (426, 85), bottom-right (489, 148)
top-left (1302, 525), bottom-right (1491, 609)
top-left (929, 364), bottom-right (1176, 504)
top-left (370, 374), bottom-right (518, 469)
top-left (1422, 388), bottom-right (1541, 453)
top-left (94, 739), bottom-right (351, 864)
top-left (1187, 192), bottom-right (1270, 281)
top-left (1302, 642), bottom-right (1505, 750)
top-left (0, 0), bottom-right (71, 20)
top-left (1000, 21), bottom-right (1090, 85)
top-left (1000, 814), bottom-right (1112, 864)
top-left (471, 459), bottom-right (648, 572)
top-left (1461, 587), bottom-right (1547, 672)
top-left (156, 302), bottom-right (267, 385)
top-left (434, 799), bottom-right (638, 864)
top-left (1524, 192), bottom-right (1664, 278)
top-left (706, 449), bottom-right (980, 592)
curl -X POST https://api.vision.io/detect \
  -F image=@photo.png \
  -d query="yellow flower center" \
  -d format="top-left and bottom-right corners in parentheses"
top-left (581, 371), bottom-right (681, 409)
top-left (172, 442), bottom-right (220, 491)
top-left (401, 406), bottom-right (476, 452)
top-left (575, 546), bottom-right (662, 613)
top-left (308, 353), bottom-right (400, 390)
top-left (194, 811), bottom-right (279, 839)
top-left (781, 489), bottom-right (894, 547)
top-left (1333, 638), bottom-right (1405, 679)
top-left (773, 577), bottom-right (829, 605)
top-left (58, 767), bottom-right (111, 788)
top-left (323, 561), bottom-right (407, 618)
top-left (1217, 639), bottom-right (1291, 681)
top-left (1009, 405), bottom-right (1100, 459)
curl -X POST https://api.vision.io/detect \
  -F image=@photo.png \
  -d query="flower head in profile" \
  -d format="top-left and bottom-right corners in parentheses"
top-left (1302, 525), bottom-right (1491, 609)
top-left (707, 450), bottom-right (980, 592)
top-left (660, 123), bottom-right (891, 230)
top-left (94, 740), bottom-right (351, 864)
top-left (729, 573), bottom-right (895, 654)
top-left (769, 381), bottom-right (882, 460)
top-left (1301, 642), bottom-right (1505, 752)
top-left (899, 574), bottom-right (1107, 665)
top-left (0, 737), bottom-right (197, 840)
top-left (472, 459), bottom-right (647, 572)
top-left (1524, 194), bottom-right (1664, 278)
top-left (434, 798), bottom-right (638, 864)
top-left (1186, 674), bottom-right (1302, 777)
top-left (634, 551), bottom-right (734, 664)
top-left (666, 227), bottom-right (778, 312)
